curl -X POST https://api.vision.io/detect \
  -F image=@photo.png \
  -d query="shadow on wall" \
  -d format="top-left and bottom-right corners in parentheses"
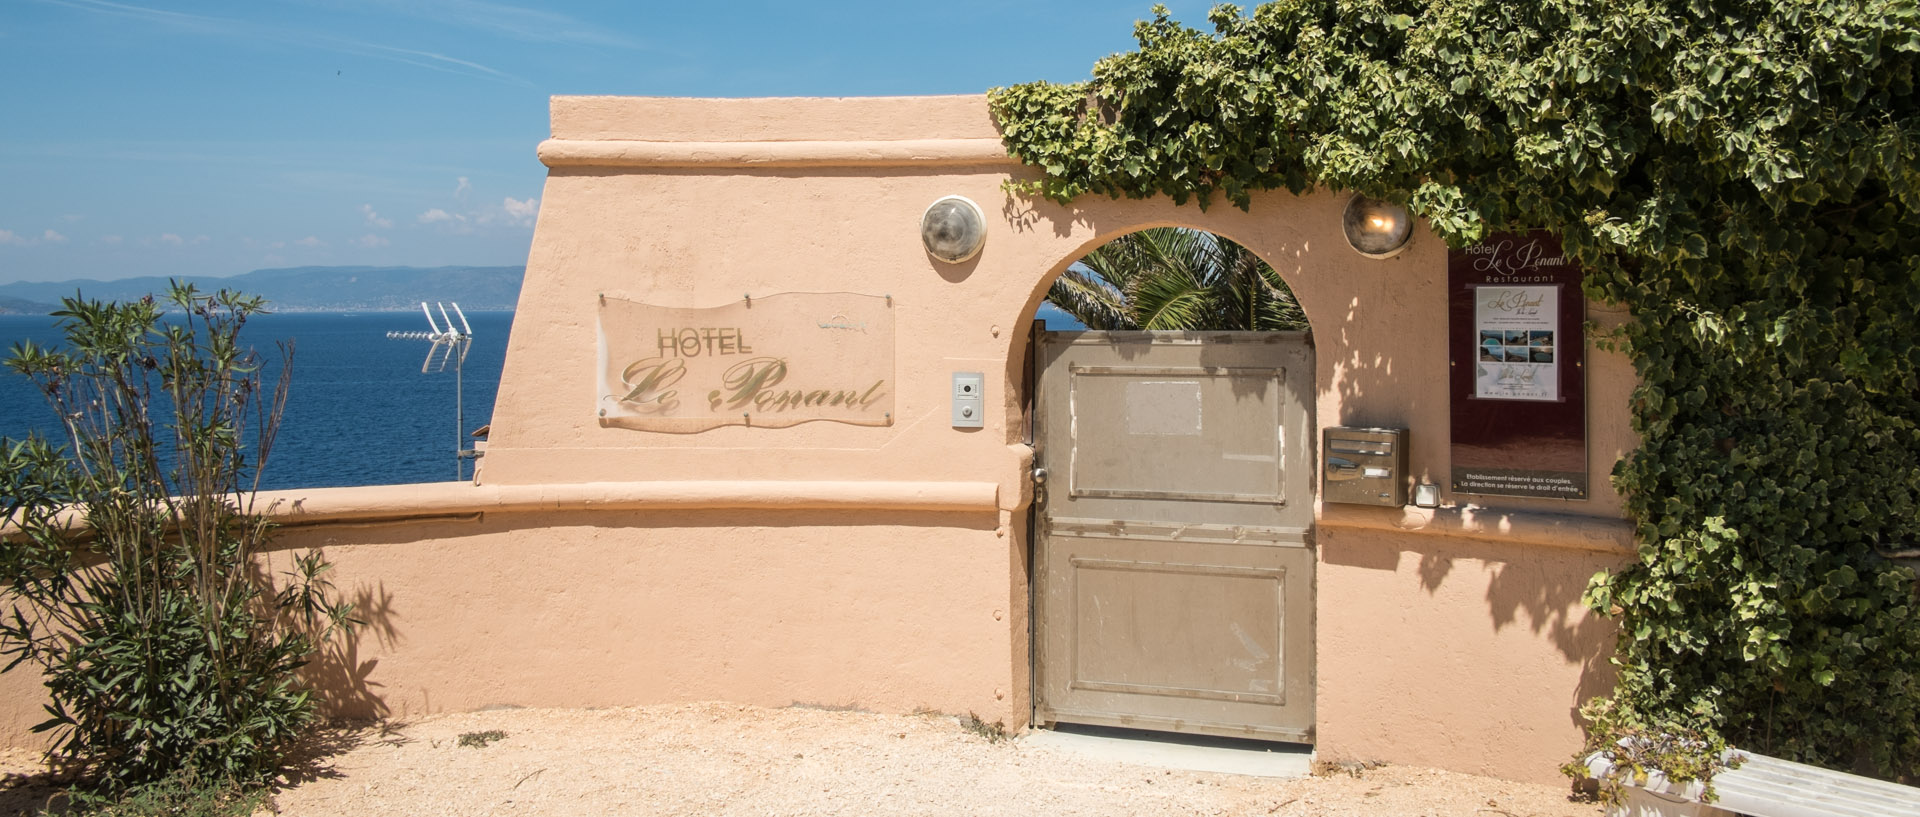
top-left (223, 542), bottom-right (400, 724)
top-left (1323, 531), bottom-right (1621, 727)
top-left (0, 769), bottom-right (63, 815)
top-left (303, 578), bottom-right (401, 722)
top-left (1481, 545), bottom-right (1620, 709)
top-left (252, 537), bottom-right (409, 723)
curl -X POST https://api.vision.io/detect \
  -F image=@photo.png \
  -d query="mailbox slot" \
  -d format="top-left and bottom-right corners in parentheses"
top-left (1323, 427), bottom-right (1409, 506)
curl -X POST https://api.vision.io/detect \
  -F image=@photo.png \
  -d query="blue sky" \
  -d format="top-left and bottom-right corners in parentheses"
top-left (0, 0), bottom-right (1216, 285)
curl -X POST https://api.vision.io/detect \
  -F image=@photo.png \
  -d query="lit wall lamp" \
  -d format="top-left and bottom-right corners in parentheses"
top-left (921, 195), bottom-right (987, 263)
top-left (1342, 195), bottom-right (1413, 259)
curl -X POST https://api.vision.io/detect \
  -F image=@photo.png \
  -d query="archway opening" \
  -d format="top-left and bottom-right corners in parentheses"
top-left (1020, 226), bottom-right (1320, 746)
top-left (1033, 227), bottom-right (1309, 333)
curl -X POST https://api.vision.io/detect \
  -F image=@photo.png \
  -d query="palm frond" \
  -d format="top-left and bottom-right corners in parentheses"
top-left (1051, 227), bottom-right (1306, 332)
top-left (1249, 261), bottom-right (1308, 331)
top-left (1129, 261), bottom-right (1211, 330)
top-left (1045, 268), bottom-right (1132, 329)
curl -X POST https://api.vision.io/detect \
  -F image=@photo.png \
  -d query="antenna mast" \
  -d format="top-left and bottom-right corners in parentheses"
top-left (387, 302), bottom-right (479, 480)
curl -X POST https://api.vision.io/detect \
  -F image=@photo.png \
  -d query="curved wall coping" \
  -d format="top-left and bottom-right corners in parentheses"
top-left (1319, 503), bottom-right (1636, 555)
top-left (10, 479), bottom-right (1632, 552)
top-left (261, 480), bottom-right (1003, 524)
top-left (2, 481), bottom-right (1004, 536)
top-left (537, 138), bottom-right (1015, 169)
top-left (266, 483), bottom-right (1630, 555)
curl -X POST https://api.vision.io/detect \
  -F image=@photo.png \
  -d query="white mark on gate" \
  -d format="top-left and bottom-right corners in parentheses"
top-left (1228, 621), bottom-right (1271, 672)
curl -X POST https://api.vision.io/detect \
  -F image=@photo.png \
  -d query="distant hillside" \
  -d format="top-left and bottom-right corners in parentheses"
top-left (0, 296), bottom-right (55, 315)
top-left (0, 266), bottom-right (525, 313)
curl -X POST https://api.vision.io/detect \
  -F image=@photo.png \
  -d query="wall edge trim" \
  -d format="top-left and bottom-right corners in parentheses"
top-left (4, 481), bottom-right (1002, 536)
top-left (537, 138), bottom-right (1016, 169)
top-left (1318, 503), bottom-right (1635, 554)
top-left (264, 480), bottom-right (1002, 521)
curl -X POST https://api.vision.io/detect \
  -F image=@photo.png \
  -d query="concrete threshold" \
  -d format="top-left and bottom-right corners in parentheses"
top-left (1020, 724), bottom-right (1313, 778)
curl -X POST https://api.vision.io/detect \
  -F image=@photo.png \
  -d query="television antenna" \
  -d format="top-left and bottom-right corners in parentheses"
top-left (387, 302), bottom-right (479, 480)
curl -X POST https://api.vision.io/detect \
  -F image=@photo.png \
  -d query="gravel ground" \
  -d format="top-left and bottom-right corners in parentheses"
top-left (0, 703), bottom-right (1605, 817)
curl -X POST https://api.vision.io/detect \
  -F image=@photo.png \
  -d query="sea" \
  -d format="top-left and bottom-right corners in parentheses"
top-left (0, 311), bottom-right (512, 490)
top-left (0, 304), bottom-right (1085, 491)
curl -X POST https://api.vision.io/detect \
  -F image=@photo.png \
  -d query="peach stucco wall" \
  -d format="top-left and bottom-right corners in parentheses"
top-left (270, 507), bottom-right (1020, 722)
top-left (0, 95), bottom-right (1634, 785)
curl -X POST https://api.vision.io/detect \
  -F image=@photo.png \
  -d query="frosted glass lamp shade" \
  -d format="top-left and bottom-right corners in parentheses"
top-left (1343, 195), bottom-right (1413, 258)
top-left (921, 195), bottom-right (987, 263)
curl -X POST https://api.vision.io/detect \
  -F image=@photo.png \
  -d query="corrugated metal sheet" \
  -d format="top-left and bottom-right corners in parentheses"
top-left (1712, 752), bottom-right (1920, 817)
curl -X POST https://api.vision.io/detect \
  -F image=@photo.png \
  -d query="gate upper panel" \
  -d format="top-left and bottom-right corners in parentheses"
top-left (1068, 366), bottom-right (1287, 504)
top-left (597, 293), bottom-right (895, 431)
top-left (1036, 331), bottom-right (1316, 536)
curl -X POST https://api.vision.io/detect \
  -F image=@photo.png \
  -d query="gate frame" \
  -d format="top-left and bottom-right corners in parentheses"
top-left (1026, 328), bottom-right (1319, 743)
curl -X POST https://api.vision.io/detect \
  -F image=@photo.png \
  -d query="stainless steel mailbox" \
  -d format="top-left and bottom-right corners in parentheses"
top-left (1323, 427), bottom-right (1409, 506)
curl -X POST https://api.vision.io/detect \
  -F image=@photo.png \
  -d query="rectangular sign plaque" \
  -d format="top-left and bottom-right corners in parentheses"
top-left (1448, 231), bottom-right (1588, 500)
top-left (1473, 284), bottom-right (1560, 401)
top-left (596, 292), bottom-right (894, 432)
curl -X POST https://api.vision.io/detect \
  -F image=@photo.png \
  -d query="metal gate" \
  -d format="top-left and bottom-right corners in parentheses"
top-left (1032, 330), bottom-right (1315, 742)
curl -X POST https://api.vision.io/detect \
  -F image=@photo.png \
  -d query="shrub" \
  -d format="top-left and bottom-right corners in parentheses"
top-left (0, 284), bottom-right (355, 791)
top-left (1561, 697), bottom-right (1739, 806)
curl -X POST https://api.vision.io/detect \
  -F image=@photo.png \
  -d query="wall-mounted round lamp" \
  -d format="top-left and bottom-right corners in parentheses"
top-left (1342, 195), bottom-right (1413, 259)
top-left (921, 195), bottom-right (987, 263)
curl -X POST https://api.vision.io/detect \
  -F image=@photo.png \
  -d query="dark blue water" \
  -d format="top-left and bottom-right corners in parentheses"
top-left (1035, 302), bottom-right (1085, 329)
top-left (0, 312), bottom-right (511, 489)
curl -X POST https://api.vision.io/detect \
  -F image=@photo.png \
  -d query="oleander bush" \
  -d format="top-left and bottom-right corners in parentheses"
top-left (990, 0), bottom-right (1920, 780)
top-left (0, 284), bottom-right (356, 791)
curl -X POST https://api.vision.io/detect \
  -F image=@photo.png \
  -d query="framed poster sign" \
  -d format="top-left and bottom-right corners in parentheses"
top-left (1448, 231), bottom-right (1588, 499)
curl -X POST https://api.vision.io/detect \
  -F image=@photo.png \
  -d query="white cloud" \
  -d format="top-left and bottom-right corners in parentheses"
top-left (342, 41), bottom-right (530, 86)
top-left (293, 236), bottom-right (324, 248)
top-left (361, 203), bottom-right (393, 229)
top-left (190, 234), bottom-right (210, 245)
top-left (42, 229), bottom-right (67, 243)
top-left (158, 233), bottom-right (185, 246)
top-left (503, 196), bottom-right (538, 225)
top-left (418, 197), bottom-right (538, 233)
top-left (99, 235), bottom-right (124, 245)
top-left (351, 233), bottom-right (390, 248)
top-left (385, 1), bottom-right (643, 49)
top-left (454, 176), bottom-right (471, 198)
top-left (44, 0), bottom-right (532, 86)
top-left (0, 229), bottom-right (25, 246)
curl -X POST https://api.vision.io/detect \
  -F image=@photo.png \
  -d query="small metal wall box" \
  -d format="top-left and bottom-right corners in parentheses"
top-left (1323, 427), bottom-right (1410, 506)
top-left (952, 371), bottom-right (985, 428)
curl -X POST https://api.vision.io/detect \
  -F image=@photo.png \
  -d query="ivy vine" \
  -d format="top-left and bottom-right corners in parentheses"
top-left (990, 0), bottom-right (1920, 779)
